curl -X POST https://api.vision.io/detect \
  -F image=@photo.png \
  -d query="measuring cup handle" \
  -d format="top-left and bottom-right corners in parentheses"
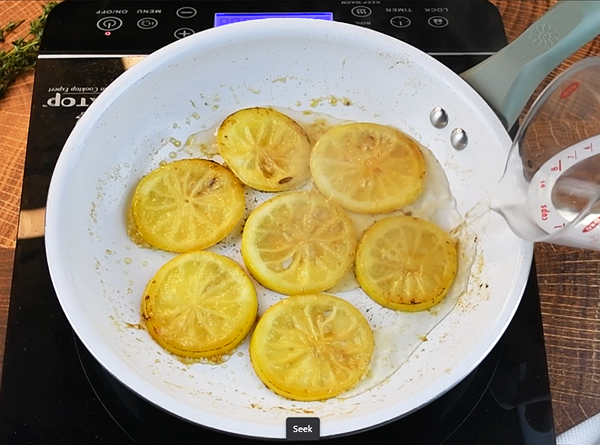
top-left (460, 0), bottom-right (600, 129)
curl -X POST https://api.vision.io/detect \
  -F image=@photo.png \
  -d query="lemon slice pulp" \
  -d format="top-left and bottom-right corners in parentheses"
top-left (131, 159), bottom-right (245, 253)
top-left (241, 191), bottom-right (357, 295)
top-left (142, 251), bottom-right (258, 358)
top-left (216, 107), bottom-right (312, 191)
top-left (250, 294), bottom-right (374, 401)
top-left (310, 122), bottom-right (426, 213)
top-left (356, 216), bottom-right (458, 311)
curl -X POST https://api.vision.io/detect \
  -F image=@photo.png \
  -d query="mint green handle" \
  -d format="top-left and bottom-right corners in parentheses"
top-left (460, 1), bottom-right (600, 129)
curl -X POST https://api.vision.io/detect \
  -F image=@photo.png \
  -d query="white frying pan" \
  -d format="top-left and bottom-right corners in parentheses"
top-left (44, 1), bottom-right (600, 439)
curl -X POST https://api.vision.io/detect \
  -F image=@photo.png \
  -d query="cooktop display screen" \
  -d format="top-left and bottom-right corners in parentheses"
top-left (214, 12), bottom-right (334, 27)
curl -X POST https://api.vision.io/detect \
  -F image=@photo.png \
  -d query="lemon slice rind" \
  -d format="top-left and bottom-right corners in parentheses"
top-left (356, 216), bottom-right (458, 311)
top-left (241, 191), bottom-right (357, 295)
top-left (250, 293), bottom-right (374, 401)
top-left (217, 107), bottom-right (312, 192)
top-left (142, 251), bottom-right (258, 358)
top-left (310, 122), bottom-right (426, 214)
top-left (131, 159), bottom-right (245, 253)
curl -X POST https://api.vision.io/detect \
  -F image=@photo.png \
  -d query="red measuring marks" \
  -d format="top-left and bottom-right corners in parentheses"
top-left (560, 81), bottom-right (580, 99)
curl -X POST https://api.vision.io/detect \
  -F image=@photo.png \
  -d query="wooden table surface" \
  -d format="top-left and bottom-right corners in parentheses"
top-left (1, 0), bottom-right (600, 437)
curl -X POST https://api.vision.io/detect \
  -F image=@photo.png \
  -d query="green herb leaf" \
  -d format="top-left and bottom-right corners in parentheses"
top-left (0, 2), bottom-right (58, 99)
top-left (0, 19), bottom-right (25, 43)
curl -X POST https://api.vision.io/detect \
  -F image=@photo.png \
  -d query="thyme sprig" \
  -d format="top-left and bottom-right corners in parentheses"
top-left (0, 2), bottom-right (57, 99)
top-left (0, 19), bottom-right (25, 42)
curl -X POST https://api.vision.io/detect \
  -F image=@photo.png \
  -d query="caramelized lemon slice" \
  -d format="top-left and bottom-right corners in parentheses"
top-left (142, 251), bottom-right (258, 358)
top-left (356, 216), bottom-right (458, 311)
top-left (131, 159), bottom-right (245, 253)
top-left (216, 107), bottom-right (312, 191)
top-left (250, 294), bottom-right (374, 401)
top-left (310, 122), bottom-right (426, 213)
top-left (241, 191), bottom-right (357, 295)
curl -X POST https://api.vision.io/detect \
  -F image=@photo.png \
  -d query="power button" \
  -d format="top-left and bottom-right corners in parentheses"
top-left (97, 16), bottom-right (123, 32)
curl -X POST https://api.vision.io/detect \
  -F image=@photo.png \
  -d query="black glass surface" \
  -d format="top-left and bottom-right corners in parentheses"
top-left (40, 0), bottom-right (507, 55)
top-left (0, 1), bottom-right (556, 443)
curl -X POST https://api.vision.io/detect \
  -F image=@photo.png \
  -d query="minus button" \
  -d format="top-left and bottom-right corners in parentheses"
top-left (177, 7), bottom-right (197, 19)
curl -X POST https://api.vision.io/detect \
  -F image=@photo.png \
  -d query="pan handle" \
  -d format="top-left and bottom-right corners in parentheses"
top-left (460, 0), bottom-right (600, 129)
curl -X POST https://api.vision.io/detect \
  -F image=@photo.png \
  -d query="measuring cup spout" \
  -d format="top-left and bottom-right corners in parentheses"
top-left (488, 147), bottom-right (548, 242)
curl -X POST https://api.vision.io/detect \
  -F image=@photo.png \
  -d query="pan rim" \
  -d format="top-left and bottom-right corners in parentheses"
top-left (45, 18), bottom-right (533, 438)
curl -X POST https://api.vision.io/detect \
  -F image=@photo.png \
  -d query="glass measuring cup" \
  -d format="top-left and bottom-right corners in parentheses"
top-left (490, 57), bottom-right (600, 250)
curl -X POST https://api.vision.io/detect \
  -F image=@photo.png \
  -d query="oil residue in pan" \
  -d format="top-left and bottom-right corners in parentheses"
top-left (170, 107), bottom-right (479, 399)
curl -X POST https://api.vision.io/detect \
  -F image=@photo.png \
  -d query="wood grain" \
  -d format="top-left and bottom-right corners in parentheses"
top-left (0, 2), bottom-right (37, 249)
top-left (1, 0), bottom-right (600, 436)
top-left (0, 1), bottom-right (41, 385)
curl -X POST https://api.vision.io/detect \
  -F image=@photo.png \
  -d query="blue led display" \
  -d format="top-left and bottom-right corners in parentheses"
top-left (214, 12), bottom-right (334, 27)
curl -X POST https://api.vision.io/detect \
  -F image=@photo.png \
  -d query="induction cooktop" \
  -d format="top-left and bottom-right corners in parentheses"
top-left (0, 2), bottom-right (556, 443)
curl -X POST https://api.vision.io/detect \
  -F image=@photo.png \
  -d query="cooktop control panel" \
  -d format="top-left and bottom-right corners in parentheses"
top-left (41, 0), bottom-right (507, 55)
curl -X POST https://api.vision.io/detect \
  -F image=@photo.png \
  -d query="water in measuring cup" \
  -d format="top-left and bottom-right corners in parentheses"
top-left (526, 134), bottom-right (600, 248)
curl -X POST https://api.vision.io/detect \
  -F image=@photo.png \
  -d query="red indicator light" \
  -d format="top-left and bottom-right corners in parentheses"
top-left (105, 31), bottom-right (111, 36)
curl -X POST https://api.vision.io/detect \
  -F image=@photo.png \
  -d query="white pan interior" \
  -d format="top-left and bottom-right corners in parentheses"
top-left (45, 19), bottom-right (532, 439)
